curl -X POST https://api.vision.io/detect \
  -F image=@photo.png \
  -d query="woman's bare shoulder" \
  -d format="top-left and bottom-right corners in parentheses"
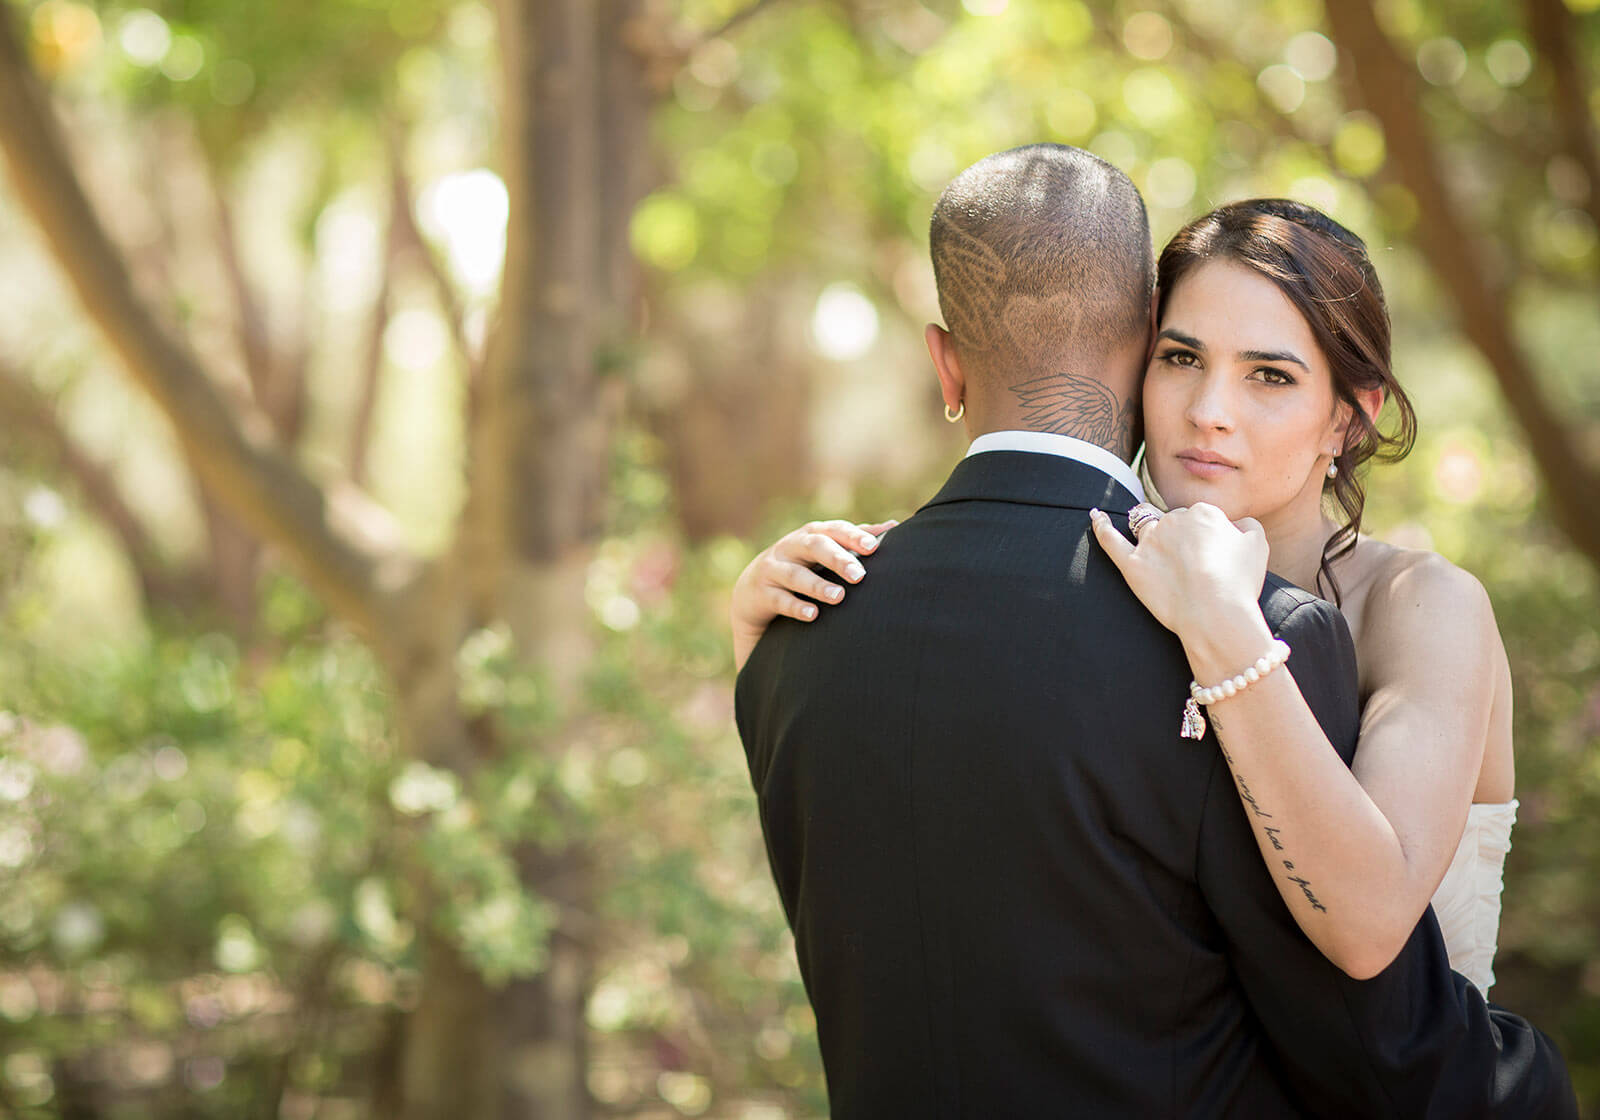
top-left (1347, 537), bottom-right (1499, 666)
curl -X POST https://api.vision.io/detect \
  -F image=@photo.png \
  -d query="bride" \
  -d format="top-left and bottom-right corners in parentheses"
top-left (729, 198), bottom-right (1516, 995)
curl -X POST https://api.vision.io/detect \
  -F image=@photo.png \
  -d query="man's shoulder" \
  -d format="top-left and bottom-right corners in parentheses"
top-left (1258, 573), bottom-right (1335, 632)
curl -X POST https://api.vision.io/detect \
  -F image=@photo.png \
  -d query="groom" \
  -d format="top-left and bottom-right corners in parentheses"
top-left (736, 145), bottom-right (1575, 1117)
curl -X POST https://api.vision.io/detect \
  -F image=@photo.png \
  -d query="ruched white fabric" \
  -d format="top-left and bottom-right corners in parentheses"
top-left (1428, 800), bottom-right (1517, 996)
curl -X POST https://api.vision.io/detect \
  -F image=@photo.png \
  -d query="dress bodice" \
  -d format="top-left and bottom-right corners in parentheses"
top-left (1428, 800), bottom-right (1517, 996)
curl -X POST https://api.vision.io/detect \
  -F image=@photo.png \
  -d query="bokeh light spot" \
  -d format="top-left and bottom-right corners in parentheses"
top-left (118, 9), bottom-right (169, 67)
top-left (1257, 65), bottom-right (1305, 114)
top-left (417, 170), bottom-right (509, 296)
top-left (1285, 31), bottom-right (1337, 82)
top-left (1123, 68), bottom-right (1183, 126)
top-left (630, 193), bottom-right (700, 272)
top-left (1045, 88), bottom-right (1097, 141)
top-left (810, 284), bottom-right (879, 361)
top-left (1145, 157), bottom-right (1197, 209)
top-left (1122, 12), bottom-right (1173, 61)
top-left (1416, 37), bottom-right (1467, 86)
top-left (1485, 39), bottom-right (1531, 87)
top-left (1333, 112), bottom-right (1386, 178)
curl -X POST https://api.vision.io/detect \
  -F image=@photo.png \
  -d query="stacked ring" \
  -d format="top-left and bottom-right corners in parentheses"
top-left (1127, 503), bottom-right (1164, 541)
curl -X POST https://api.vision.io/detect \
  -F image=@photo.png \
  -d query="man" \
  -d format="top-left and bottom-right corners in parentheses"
top-left (735, 145), bottom-right (1574, 1117)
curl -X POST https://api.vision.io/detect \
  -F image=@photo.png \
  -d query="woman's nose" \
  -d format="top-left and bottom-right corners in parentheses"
top-left (1185, 375), bottom-right (1234, 431)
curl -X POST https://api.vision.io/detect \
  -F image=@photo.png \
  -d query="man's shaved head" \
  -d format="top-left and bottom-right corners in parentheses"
top-left (930, 145), bottom-right (1154, 387)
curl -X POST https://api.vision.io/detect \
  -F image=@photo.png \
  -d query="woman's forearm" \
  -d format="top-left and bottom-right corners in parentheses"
top-left (1182, 616), bottom-right (1429, 978)
top-left (1086, 506), bottom-right (1494, 978)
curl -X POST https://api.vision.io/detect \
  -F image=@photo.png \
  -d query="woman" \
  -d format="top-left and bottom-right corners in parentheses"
top-left (730, 199), bottom-right (1516, 993)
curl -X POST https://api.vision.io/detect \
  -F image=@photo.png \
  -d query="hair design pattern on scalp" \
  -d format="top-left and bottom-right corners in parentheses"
top-left (1010, 373), bottom-right (1136, 450)
top-left (929, 144), bottom-right (1154, 452)
top-left (935, 221), bottom-right (1007, 353)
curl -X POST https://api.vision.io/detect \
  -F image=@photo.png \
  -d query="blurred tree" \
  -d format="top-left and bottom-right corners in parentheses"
top-left (0, 0), bottom-right (669, 1114)
top-left (1322, 0), bottom-right (1600, 570)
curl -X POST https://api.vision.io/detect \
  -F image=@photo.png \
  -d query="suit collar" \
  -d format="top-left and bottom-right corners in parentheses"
top-left (965, 430), bottom-right (1145, 502)
top-left (922, 450), bottom-right (1143, 515)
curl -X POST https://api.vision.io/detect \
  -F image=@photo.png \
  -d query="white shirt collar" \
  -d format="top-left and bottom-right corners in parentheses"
top-left (964, 430), bottom-right (1146, 503)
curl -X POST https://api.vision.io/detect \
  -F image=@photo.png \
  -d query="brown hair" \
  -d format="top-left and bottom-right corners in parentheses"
top-left (1155, 199), bottom-right (1416, 604)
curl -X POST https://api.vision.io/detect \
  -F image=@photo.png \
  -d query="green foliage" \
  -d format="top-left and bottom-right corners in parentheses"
top-left (17, 0), bottom-right (456, 158)
top-left (0, 622), bottom-right (401, 1115)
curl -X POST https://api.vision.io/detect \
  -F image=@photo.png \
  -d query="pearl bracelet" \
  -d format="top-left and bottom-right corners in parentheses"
top-left (1179, 638), bottom-right (1291, 740)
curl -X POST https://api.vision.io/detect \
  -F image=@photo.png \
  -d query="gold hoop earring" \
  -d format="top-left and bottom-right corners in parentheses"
top-left (945, 401), bottom-right (964, 423)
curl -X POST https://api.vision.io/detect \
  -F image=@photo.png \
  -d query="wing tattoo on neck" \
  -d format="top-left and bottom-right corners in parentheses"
top-left (1008, 373), bottom-right (1136, 455)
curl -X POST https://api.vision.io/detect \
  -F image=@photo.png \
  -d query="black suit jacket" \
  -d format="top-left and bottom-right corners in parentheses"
top-left (736, 451), bottom-right (1574, 1119)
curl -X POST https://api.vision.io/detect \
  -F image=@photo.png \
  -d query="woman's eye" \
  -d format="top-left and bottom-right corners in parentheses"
top-left (1255, 367), bottom-right (1296, 386)
top-left (1159, 349), bottom-right (1199, 367)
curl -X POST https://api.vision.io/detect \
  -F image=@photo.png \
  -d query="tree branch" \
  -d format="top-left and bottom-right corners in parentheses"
top-left (0, 9), bottom-right (412, 639)
top-left (692, 0), bottom-right (784, 47)
top-left (204, 152), bottom-right (275, 415)
top-left (1524, 0), bottom-right (1600, 264)
top-left (0, 361), bottom-right (187, 608)
top-left (385, 131), bottom-right (477, 377)
top-left (199, 133), bottom-right (311, 447)
top-left (350, 163), bottom-right (404, 487)
top-left (622, 0), bottom-right (787, 89)
top-left (1324, 0), bottom-right (1600, 571)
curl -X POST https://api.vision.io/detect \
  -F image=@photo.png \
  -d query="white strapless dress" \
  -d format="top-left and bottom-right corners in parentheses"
top-left (1427, 800), bottom-right (1517, 996)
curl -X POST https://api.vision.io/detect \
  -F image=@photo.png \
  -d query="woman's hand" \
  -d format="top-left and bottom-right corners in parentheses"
top-left (1089, 504), bottom-right (1273, 674)
top-left (731, 519), bottom-right (898, 670)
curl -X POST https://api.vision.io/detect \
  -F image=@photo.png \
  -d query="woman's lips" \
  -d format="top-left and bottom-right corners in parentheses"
top-left (1175, 450), bottom-right (1238, 479)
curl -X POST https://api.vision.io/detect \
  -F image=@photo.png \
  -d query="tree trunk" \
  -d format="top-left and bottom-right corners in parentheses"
top-left (395, 1), bottom-right (649, 1116)
top-left (644, 279), bottom-right (815, 540)
top-left (1324, 0), bottom-right (1600, 572)
top-left (494, 844), bottom-right (594, 1117)
top-left (2, 2), bottom-right (658, 1113)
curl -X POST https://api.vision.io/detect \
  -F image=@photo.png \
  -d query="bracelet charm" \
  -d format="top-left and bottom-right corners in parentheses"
top-left (1179, 639), bottom-right (1292, 741)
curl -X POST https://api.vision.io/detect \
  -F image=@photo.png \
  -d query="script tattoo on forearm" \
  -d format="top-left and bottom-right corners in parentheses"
top-left (1214, 720), bottom-right (1328, 914)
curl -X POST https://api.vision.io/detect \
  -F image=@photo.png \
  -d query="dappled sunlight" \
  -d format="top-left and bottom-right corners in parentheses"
top-left (416, 168), bottom-right (508, 298)
top-left (808, 283), bottom-right (879, 361)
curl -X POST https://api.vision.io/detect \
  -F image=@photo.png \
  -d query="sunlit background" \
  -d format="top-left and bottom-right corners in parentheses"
top-left (0, 0), bottom-right (1597, 1116)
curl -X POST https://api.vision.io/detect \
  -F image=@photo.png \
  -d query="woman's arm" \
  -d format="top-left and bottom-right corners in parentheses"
top-left (1091, 505), bottom-right (1506, 979)
top-left (731, 519), bottom-right (897, 671)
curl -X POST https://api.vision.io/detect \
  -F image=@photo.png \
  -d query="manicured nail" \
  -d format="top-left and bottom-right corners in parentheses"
top-left (1089, 508), bottom-right (1104, 524)
top-left (801, 605), bottom-right (817, 619)
top-left (845, 562), bottom-right (865, 582)
top-left (825, 585), bottom-right (844, 601)
top-left (858, 536), bottom-right (878, 551)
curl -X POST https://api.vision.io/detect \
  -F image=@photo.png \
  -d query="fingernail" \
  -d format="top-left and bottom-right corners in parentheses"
top-left (1089, 508), bottom-right (1104, 523)
top-left (858, 536), bottom-right (878, 551)
top-left (825, 585), bottom-right (844, 601)
top-left (846, 562), bottom-right (865, 581)
top-left (801, 605), bottom-right (817, 619)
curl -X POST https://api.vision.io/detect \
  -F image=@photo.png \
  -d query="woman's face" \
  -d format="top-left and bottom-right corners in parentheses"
top-left (1143, 258), bottom-right (1348, 526)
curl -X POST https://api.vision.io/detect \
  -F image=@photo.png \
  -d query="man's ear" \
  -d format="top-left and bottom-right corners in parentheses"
top-left (925, 323), bottom-right (966, 414)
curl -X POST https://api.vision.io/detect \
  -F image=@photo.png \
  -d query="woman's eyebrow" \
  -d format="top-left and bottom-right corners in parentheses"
top-left (1156, 328), bottom-right (1204, 349)
top-left (1238, 348), bottom-right (1310, 371)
